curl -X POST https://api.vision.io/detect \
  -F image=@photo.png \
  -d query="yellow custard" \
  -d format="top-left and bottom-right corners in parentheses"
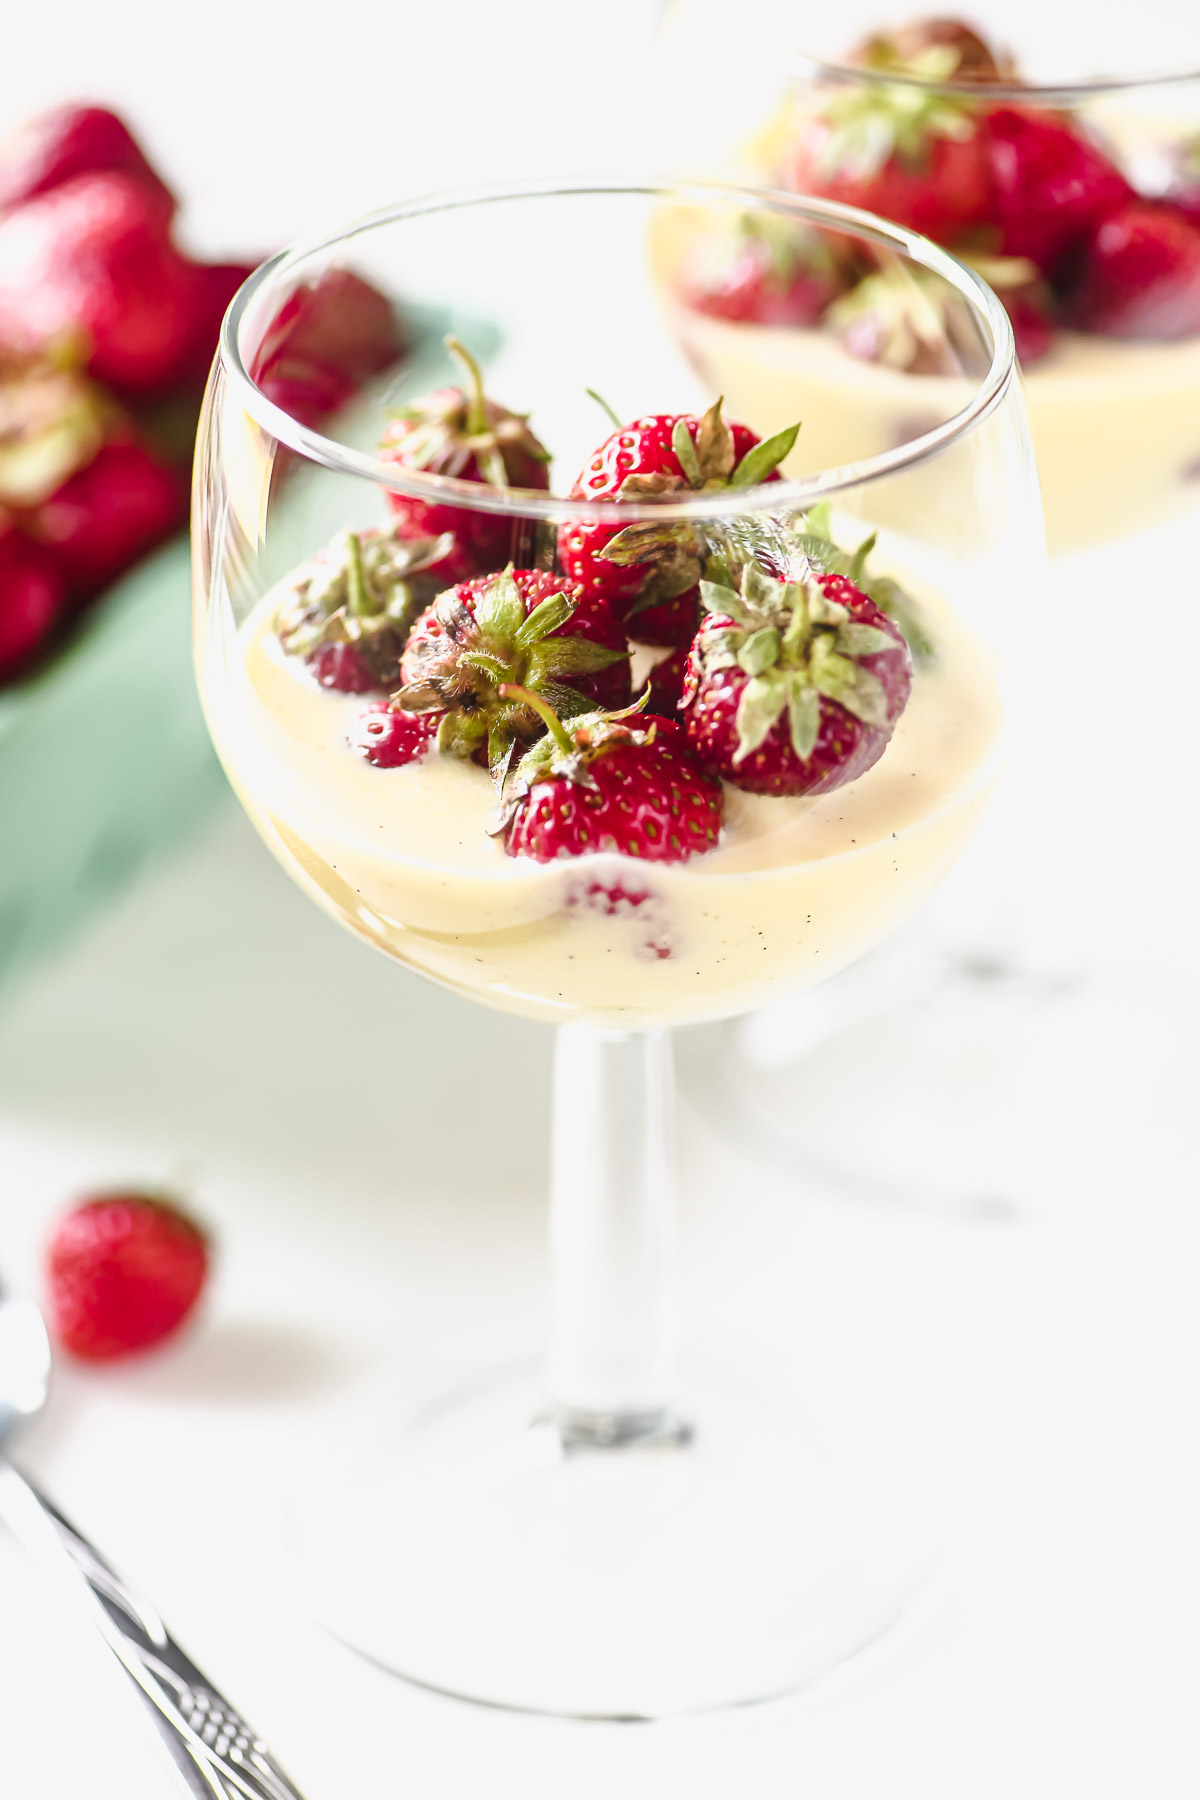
top-left (199, 574), bottom-right (1006, 1029)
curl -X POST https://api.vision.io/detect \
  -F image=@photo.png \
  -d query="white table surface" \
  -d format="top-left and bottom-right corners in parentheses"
top-left (2, 3), bottom-right (1200, 1789)
top-left (1, 510), bottom-right (1199, 1797)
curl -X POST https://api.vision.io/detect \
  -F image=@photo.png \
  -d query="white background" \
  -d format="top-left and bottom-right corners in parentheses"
top-left (2, 2), bottom-right (1199, 1795)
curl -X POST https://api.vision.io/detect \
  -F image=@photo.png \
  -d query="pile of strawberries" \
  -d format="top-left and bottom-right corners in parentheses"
top-left (684, 16), bottom-right (1200, 366)
top-left (0, 103), bottom-right (400, 687)
top-left (277, 343), bottom-right (916, 868)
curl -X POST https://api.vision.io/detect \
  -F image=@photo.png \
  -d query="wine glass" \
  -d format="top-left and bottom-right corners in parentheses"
top-left (658, 5), bottom-right (1200, 1202)
top-left (193, 178), bottom-right (1043, 1717)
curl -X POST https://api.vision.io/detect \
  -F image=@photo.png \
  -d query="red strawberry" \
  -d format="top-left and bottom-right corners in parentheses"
top-left (681, 564), bottom-right (912, 797)
top-left (500, 697), bottom-right (723, 865)
top-left (626, 585), bottom-right (702, 649)
top-left (1063, 201), bottom-right (1200, 340)
top-left (0, 172), bottom-right (201, 394)
top-left (0, 520), bottom-right (67, 678)
top-left (851, 19), bottom-right (1015, 84)
top-left (981, 105), bottom-right (1132, 275)
top-left (348, 702), bottom-right (442, 767)
top-left (682, 213), bottom-right (847, 325)
top-left (45, 1189), bottom-right (210, 1362)
top-left (0, 105), bottom-right (175, 219)
top-left (276, 525), bottom-right (454, 693)
top-left (396, 565), bottom-right (631, 772)
top-left (643, 645), bottom-right (689, 719)
top-left (558, 398), bottom-right (798, 622)
top-left (786, 34), bottom-right (993, 246)
top-left (1166, 134), bottom-right (1200, 229)
top-left (380, 336), bottom-right (550, 583)
top-left (32, 439), bottom-right (183, 598)
top-left (175, 259), bottom-right (258, 388)
top-left (252, 268), bottom-right (402, 429)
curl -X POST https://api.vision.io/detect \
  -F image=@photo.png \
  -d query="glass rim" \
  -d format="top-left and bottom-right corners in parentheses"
top-left (791, 51), bottom-right (1200, 104)
top-left (219, 175), bottom-right (1017, 528)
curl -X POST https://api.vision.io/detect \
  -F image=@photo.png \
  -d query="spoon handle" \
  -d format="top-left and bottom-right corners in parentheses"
top-left (0, 1461), bottom-right (307, 1800)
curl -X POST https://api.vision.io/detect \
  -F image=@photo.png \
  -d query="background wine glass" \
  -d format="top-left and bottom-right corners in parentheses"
top-left (658, 1), bottom-right (1200, 1204)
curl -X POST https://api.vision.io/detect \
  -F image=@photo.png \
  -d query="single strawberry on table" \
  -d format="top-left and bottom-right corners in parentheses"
top-left (1063, 201), bottom-right (1200, 340)
top-left (395, 564), bottom-right (631, 772)
top-left (276, 524), bottom-right (455, 693)
top-left (680, 562), bottom-right (912, 797)
top-left (558, 397), bottom-right (799, 625)
top-left (45, 1189), bottom-right (210, 1362)
top-left (379, 336), bottom-right (550, 583)
top-left (497, 689), bottom-right (723, 864)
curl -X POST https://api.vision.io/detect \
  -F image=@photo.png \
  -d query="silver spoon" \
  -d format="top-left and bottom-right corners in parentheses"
top-left (0, 1288), bottom-right (307, 1800)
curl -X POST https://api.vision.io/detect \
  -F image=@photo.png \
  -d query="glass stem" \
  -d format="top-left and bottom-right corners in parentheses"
top-left (547, 1026), bottom-right (685, 1447)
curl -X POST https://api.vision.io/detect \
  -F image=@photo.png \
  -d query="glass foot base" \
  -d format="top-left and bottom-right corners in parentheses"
top-left (300, 1371), bottom-right (930, 1718)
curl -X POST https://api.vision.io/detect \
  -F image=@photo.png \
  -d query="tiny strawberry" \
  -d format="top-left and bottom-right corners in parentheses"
top-left (626, 584), bottom-right (702, 649)
top-left (557, 397), bottom-right (799, 622)
top-left (0, 104), bottom-right (175, 218)
top-left (32, 439), bottom-right (184, 599)
top-left (0, 172), bottom-right (201, 394)
top-left (379, 336), bottom-right (550, 583)
top-left (1063, 201), bottom-right (1200, 339)
top-left (499, 690), bottom-right (723, 865)
top-left (396, 565), bottom-right (631, 771)
top-left (681, 562), bottom-right (912, 797)
top-left (276, 525), bottom-right (454, 693)
top-left (45, 1189), bottom-right (210, 1362)
top-left (981, 105), bottom-right (1133, 275)
top-left (0, 519), bottom-right (67, 678)
top-left (348, 702), bottom-right (442, 767)
top-left (681, 212), bottom-right (848, 325)
top-left (785, 40), bottom-right (994, 244)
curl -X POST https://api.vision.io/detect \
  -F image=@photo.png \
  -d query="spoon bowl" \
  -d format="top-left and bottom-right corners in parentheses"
top-left (0, 1293), bottom-right (50, 1448)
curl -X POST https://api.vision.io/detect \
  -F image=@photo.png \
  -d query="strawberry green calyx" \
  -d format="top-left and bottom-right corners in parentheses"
top-left (0, 358), bottom-right (111, 509)
top-left (598, 396), bottom-right (800, 587)
top-left (277, 525), bottom-right (453, 675)
top-left (698, 562), bottom-right (899, 764)
top-left (490, 689), bottom-right (664, 833)
top-left (383, 335), bottom-right (551, 489)
top-left (394, 565), bottom-right (629, 773)
top-left (795, 503), bottom-right (934, 663)
top-left (821, 43), bottom-right (980, 182)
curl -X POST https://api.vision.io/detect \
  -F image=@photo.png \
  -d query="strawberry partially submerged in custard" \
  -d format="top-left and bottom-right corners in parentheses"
top-left (680, 562), bottom-right (912, 797)
top-left (558, 397), bottom-right (799, 631)
top-left (395, 565), bottom-right (631, 773)
top-left (497, 692), bottom-right (723, 865)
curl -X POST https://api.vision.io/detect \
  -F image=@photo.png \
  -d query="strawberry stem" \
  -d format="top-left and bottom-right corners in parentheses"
top-left (585, 387), bottom-right (622, 430)
top-left (445, 335), bottom-right (487, 437)
top-left (345, 531), bottom-right (371, 617)
top-left (498, 683), bottom-right (574, 755)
